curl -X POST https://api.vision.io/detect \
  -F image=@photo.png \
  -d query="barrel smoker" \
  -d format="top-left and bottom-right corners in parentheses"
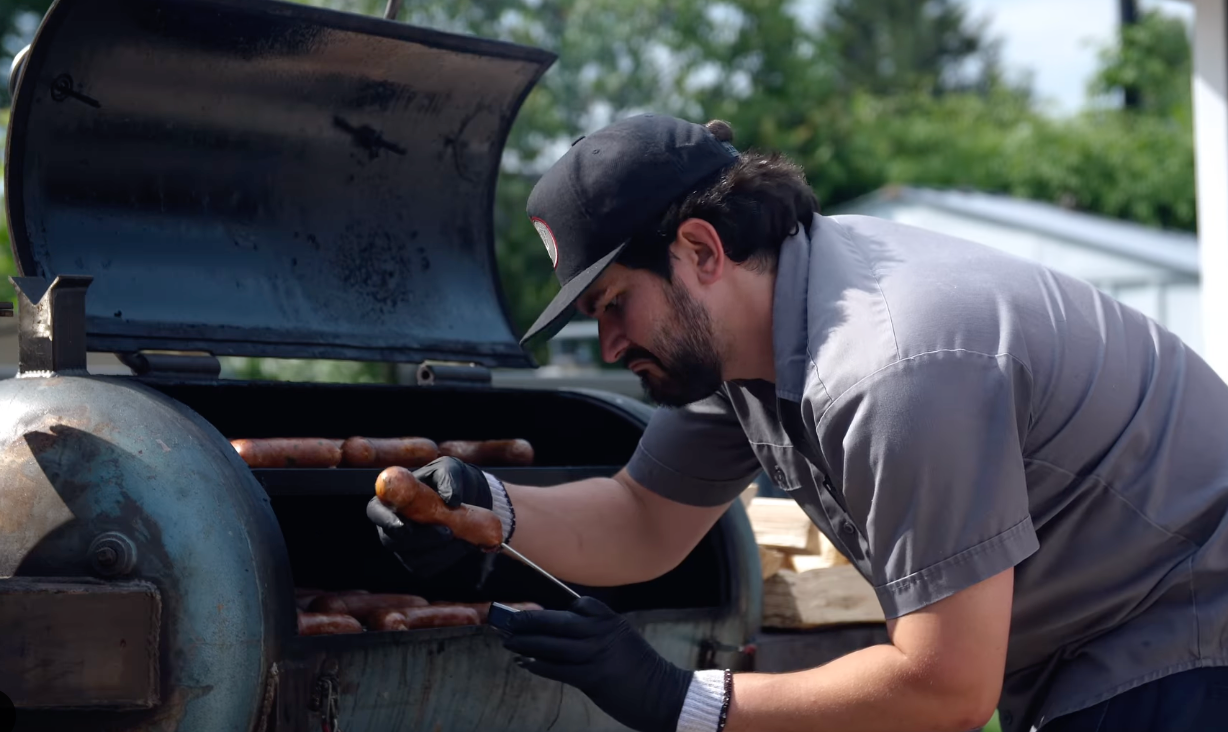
top-left (0, 0), bottom-right (767, 730)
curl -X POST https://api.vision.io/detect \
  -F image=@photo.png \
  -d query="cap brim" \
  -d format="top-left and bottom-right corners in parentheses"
top-left (518, 241), bottom-right (629, 347)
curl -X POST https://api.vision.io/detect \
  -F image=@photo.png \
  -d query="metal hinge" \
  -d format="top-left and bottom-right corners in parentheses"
top-left (415, 360), bottom-right (492, 387)
top-left (308, 672), bottom-right (341, 732)
top-left (118, 351), bottom-right (221, 379)
top-left (12, 274), bottom-right (93, 376)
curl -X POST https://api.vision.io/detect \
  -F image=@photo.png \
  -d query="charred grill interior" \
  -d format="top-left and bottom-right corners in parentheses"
top-left (148, 379), bottom-right (730, 617)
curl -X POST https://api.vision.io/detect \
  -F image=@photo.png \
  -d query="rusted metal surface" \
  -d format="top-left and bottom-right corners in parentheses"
top-left (0, 577), bottom-right (161, 709)
top-left (267, 610), bottom-right (746, 732)
top-left (0, 375), bottom-right (293, 731)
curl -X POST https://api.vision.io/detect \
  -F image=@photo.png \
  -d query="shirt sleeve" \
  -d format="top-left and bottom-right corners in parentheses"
top-left (818, 349), bottom-right (1039, 618)
top-left (626, 386), bottom-right (762, 507)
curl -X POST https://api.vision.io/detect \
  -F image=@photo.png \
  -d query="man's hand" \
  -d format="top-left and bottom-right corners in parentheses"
top-left (366, 457), bottom-right (496, 577)
top-left (501, 596), bottom-right (693, 732)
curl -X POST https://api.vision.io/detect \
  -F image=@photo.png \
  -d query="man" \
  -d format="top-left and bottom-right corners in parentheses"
top-left (368, 114), bottom-right (1228, 732)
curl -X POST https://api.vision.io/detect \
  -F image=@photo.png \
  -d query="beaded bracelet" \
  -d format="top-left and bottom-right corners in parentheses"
top-left (715, 669), bottom-right (734, 732)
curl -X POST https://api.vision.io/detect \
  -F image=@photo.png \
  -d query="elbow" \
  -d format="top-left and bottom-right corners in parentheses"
top-left (947, 696), bottom-right (999, 732)
top-left (934, 677), bottom-right (1002, 732)
top-left (906, 664), bottom-right (1001, 732)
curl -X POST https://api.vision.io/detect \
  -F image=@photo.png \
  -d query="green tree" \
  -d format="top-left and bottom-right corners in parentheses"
top-left (820, 0), bottom-right (1006, 96)
top-left (0, 0), bottom-right (51, 104)
top-left (1090, 8), bottom-right (1192, 118)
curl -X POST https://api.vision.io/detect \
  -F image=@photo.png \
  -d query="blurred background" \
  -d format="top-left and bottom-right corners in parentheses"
top-left (0, 0), bottom-right (1200, 402)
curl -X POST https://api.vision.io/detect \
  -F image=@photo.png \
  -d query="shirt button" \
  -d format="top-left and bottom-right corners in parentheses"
top-left (1001, 711), bottom-right (1013, 726)
top-left (841, 520), bottom-right (855, 534)
top-left (773, 468), bottom-right (786, 484)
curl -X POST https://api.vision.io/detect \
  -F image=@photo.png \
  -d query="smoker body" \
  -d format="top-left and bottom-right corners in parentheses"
top-left (0, 373), bottom-right (760, 731)
top-left (0, 1), bottom-right (763, 729)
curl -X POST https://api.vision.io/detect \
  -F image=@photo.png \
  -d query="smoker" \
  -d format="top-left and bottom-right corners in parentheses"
top-left (0, 0), bottom-right (767, 730)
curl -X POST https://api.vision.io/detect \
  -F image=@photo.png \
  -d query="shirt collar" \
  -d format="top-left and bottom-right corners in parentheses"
top-left (771, 216), bottom-right (820, 402)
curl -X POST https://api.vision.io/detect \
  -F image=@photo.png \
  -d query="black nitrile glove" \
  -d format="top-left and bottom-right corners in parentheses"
top-left (366, 457), bottom-right (495, 578)
top-left (500, 596), bottom-right (693, 732)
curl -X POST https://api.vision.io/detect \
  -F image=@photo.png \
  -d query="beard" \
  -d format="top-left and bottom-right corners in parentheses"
top-left (623, 281), bottom-right (725, 408)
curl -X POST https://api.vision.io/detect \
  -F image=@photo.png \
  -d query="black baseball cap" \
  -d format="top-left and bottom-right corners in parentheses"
top-left (519, 113), bottom-right (738, 346)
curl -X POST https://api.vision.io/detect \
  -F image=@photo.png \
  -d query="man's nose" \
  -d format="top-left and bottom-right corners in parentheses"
top-left (598, 318), bottom-right (629, 364)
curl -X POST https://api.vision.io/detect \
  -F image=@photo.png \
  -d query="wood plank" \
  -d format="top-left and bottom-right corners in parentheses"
top-left (738, 482), bottom-right (759, 509)
top-left (758, 546), bottom-right (787, 580)
top-left (747, 497), bottom-right (821, 554)
top-left (789, 531), bottom-right (850, 572)
top-left (763, 566), bottom-right (884, 629)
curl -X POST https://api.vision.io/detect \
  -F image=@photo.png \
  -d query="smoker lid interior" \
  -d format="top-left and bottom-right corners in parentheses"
top-left (4, 0), bottom-right (555, 367)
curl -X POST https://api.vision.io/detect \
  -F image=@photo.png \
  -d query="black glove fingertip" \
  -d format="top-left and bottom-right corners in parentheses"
top-left (366, 497), bottom-right (404, 529)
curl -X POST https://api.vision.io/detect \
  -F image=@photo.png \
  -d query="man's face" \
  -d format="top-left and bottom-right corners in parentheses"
top-left (578, 264), bottom-right (724, 407)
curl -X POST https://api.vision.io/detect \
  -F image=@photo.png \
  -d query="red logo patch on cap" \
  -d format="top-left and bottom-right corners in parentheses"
top-left (531, 217), bottom-right (559, 269)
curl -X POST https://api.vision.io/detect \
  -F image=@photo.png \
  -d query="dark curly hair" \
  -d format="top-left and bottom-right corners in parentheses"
top-left (617, 119), bottom-right (820, 279)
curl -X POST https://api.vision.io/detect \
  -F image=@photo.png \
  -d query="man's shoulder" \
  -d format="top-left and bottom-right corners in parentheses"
top-left (802, 215), bottom-right (1043, 413)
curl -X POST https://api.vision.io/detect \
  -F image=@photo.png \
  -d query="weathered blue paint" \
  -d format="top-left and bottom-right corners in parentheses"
top-left (0, 374), bottom-right (292, 731)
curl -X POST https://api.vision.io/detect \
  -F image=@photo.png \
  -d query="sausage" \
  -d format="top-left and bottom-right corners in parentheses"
top-left (368, 606), bottom-right (482, 632)
top-left (341, 437), bottom-right (440, 469)
top-left (402, 606), bottom-right (482, 628)
top-left (375, 467), bottom-right (504, 550)
top-left (297, 611), bottom-right (363, 635)
top-left (231, 438), bottom-right (343, 468)
top-left (437, 439), bottom-right (534, 467)
top-left (430, 601), bottom-right (543, 623)
top-left (308, 592), bottom-right (430, 621)
top-left (367, 608), bottom-right (409, 631)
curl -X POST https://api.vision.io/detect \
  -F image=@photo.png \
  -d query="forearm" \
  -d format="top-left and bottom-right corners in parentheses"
top-left (722, 643), bottom-right (999, 732)
top-left (502, 474), bottom-right (717, 586)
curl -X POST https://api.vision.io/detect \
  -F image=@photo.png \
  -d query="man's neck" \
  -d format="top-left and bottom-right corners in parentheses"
top-left (718, 268), bottom-right (778, 383)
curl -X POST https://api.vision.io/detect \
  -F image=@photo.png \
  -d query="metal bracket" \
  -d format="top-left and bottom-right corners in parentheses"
top-left (12, 274), bottom-right (93, 376)
top-left (118, 351), bottom-right (221, 379)
top-left (308, 671), bottom-right (341, 732)
top-left (415, 360), bottom-right (492, 387)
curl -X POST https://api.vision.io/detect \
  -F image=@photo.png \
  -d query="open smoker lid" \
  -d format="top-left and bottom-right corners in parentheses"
top-left (4, 0), bottom-right (556, 368)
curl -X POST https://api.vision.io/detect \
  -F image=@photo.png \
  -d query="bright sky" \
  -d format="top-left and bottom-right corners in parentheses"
top-left (965, 0), bottom-right (1194, 113)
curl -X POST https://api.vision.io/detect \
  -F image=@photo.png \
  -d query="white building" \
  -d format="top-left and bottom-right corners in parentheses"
top-left (831, 186), bottom-right (1205, 354)
top-left (1185, 0), bottom-right (1228, 378)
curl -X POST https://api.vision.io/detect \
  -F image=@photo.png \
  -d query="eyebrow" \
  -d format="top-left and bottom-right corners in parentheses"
top-left (578, 286), bottom-right (608, 317)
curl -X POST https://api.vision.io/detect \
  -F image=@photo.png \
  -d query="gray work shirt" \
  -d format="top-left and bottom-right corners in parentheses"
top-left (626, 214), bottom-right (1228, 731)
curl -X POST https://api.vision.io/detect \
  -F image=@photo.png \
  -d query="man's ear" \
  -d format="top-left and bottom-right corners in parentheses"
top-left (672, 218), bottom-right (725, 285)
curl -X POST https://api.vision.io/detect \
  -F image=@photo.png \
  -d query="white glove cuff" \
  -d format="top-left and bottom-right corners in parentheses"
top-left (484, 471), bottom-right (515, 543)
top-left (676, 669), bottom-right (728, 732)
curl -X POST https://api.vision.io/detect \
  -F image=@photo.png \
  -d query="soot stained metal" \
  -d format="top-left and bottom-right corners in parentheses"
top-left (5, 0), bottom-right (554, 366)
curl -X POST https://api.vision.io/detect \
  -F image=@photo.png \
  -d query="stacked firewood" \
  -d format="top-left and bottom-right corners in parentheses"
top-left (740, 489), bottom-right (885, 630)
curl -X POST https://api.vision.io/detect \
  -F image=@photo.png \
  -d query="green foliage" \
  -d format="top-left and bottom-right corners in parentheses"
top-left (217, 356), bottom-right (396, 383)
top-left (1090, 9), bottom-right (1193, 118)
top-left (821, 0), bottom-right (1005, 96)
top-left (0, 207), bottom-right (13, 305)
top-left (850, 88), bottom-right (1196, 230)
